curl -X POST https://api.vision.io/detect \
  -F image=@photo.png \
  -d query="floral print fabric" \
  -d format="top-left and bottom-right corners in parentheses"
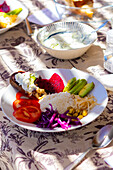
top-left (0, 0), bottom-right (113, 169)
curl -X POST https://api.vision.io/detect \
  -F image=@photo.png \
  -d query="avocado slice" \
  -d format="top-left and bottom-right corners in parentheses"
top-left (7, 8), bottom-right (22, 15)
top-left (79, 82), bottom-right (95, 98)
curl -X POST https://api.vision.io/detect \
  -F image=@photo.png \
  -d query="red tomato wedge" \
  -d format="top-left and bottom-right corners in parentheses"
top-left (13, 92), bottom-right (41, 123)
top-left (13, 99), bottom-right (40, 110)
top-left (13, 105), bottom-right (41, 123)
top-left (16, 92), bottom-right (36, 100)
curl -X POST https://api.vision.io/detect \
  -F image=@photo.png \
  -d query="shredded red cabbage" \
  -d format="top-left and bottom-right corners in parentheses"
top-left (36, 104), bottom-right (82, 130)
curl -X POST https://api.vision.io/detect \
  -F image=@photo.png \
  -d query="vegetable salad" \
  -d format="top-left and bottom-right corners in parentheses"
top-left (12, 72), bottom-right (97, 130)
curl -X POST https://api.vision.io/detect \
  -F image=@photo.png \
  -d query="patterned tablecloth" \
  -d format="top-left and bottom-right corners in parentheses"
top-left (0, 0), bottom-right (113, 170)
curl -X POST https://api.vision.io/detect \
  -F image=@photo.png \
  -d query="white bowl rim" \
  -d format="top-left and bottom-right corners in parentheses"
top-left (36, 21), bottom-right (97, 51)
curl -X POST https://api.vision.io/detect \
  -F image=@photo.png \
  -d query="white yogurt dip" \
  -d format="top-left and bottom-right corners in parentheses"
top-left (42, 32), bottom-right (85, 50)
top-left (15, 72), bottom-right (37, 93)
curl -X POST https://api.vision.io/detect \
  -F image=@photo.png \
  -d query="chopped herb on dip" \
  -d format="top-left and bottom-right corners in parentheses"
top-left (43, 32), bottom-right (85, 50)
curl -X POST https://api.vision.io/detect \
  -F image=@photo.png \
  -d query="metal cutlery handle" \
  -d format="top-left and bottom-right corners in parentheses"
top-left (64, 147), bottom-right (92, 170)
top-left (82, 20), bottom-right (108, 42)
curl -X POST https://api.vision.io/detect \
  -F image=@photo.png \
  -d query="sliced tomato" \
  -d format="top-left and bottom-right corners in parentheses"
top-left (16, 92), bottom-right (28, 99)
top-left (13, 105), bottom-right (41, 123)
top-left (16, 92), bottom-right (36, 100)
top-left (13, 99), bottom-right (40, 110)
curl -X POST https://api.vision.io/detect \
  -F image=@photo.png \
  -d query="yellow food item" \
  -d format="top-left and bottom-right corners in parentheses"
top-left (66, 94), bottom-right (97, 120)
top-left (0, 15), bottom-right (17, 28)
top-left (82, 110), bottom-right (88, 116)
top-left (74, 94), bottom-right (97, 112)
top-left (76, 4), bottom-right (94, 18)
top-left (77, 115), bottom-right (83, 119)
top-left (64, 0), bottom-right (94, 18)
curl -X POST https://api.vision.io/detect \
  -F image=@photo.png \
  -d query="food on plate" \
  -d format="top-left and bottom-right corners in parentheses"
top-left (37, 92), bottom-right (97, 129)
top-left (39, 92), bottom-right (75, 114)
top-left (34, 73), bottom-right (64, 94)
top-left (36, 103), bottom-right (82, 129)
top-left (0, 7), bottom-right (22, 28)
top-left (39, 92), bottom-right (97, 115)
top-left (79, 82), bottom-right (95, 97)
top-left (63, 77), bottom-right (76, 92)
top-left (13, 106), bottom-right (41, 123)
top-left (12, 90), bottom-right (97, 129)
top-left (0, 1), bottom-right (10, 13)
top-left (13, 92), bottom-right (41, 123)
top-left (10, 71), bottom-right (64, 99)
top-left (64, 0), bottom-right (94, 18)
top-left (69, 79), bottom-right (87, 94)
top-left (10, 71), bottom-right (47, 100)
top-left (63, 77), bottom-right (95, 97)
top-left (13, 95), bottom-right (40, 110)
top-left (10, 71), bottom-right (97, 130)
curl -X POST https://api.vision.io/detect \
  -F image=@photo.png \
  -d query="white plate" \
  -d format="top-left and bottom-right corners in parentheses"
top-left (0, 0), bottom-right (28, 34)
top-left (1, 68), bottom-right (108, 132)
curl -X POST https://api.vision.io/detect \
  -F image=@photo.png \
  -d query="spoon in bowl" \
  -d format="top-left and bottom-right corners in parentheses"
top-left (82, 20), bottom-right (108, 43)
top-left (64, 125), bottom-right (113, 170)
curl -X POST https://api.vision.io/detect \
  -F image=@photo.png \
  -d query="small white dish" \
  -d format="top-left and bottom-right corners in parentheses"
top-left (0, 0), bottom-right (28, 34)
top-left (36, 21), bottom-right (97, 59)
top-left (99, 74), bottom-right (113, 91)
top-left (1, 68), bottom-right (108, 132)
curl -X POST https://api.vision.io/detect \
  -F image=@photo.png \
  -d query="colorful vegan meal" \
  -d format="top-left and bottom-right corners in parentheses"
top-left (10, 71), bottom-right (97, 130)
top-left (0, 1), bottom-right (22, 28)
top-left (10, 71), bottom-right (64, 99)
top-left (38, 91), bottom-right (97, 129)
top-left (10, 71), bottom-right (47, 100)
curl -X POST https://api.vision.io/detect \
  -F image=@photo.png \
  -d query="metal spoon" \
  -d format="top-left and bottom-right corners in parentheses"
top-left (82, 20), bottom-right (108, 42)
top-left (64, 125), bottom-right (113, 170)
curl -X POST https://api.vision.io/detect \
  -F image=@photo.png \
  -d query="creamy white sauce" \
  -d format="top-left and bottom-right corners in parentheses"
top-left (15, 72), bottom-right (37, 93)
top-left (43, 32), bottom-right (85, 50)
